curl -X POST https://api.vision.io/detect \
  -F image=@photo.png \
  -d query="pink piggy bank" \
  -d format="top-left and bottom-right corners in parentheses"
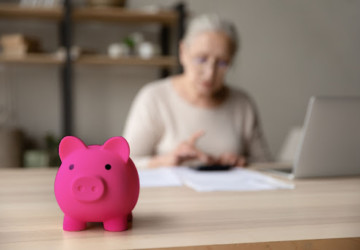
top-left (54, 136), bottom-right (140, 232)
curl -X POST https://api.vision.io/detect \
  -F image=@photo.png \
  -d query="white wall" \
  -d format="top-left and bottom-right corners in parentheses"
top-left (1, 0), bottom-right (359, 156)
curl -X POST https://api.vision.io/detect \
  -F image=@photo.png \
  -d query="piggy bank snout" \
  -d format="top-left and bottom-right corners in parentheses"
top-left (72, 176), bottom-right (105, 202)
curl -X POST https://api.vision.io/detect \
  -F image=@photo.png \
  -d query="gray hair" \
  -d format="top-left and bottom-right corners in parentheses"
top-left (182, 14), bottom-right (239, 55)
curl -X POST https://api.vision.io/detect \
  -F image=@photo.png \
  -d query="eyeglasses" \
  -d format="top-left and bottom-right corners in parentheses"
top-left (192, 56), bottom-right (230, 71)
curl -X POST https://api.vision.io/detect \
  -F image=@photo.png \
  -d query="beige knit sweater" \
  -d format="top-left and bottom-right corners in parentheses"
top-left (123, 78), bottom-right (272, 169)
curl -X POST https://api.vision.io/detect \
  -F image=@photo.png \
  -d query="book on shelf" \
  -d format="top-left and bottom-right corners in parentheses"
top-left (0, 34), bottom-right (42, 57)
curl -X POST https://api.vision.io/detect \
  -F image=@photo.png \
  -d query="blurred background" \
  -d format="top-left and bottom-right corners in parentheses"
top-left (0, 0), bottom-right (359, 167)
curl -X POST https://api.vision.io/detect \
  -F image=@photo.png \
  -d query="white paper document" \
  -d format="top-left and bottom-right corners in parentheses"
top-left (173, 167), bottom-right (294, 192)
top-left (139, 167), bottom-right (294, 191)
top-left (139, 167), bottom-right (183, 187)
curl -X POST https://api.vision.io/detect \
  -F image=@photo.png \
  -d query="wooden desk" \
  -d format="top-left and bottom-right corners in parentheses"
top-left (0, 167), bottom-right (359, 250)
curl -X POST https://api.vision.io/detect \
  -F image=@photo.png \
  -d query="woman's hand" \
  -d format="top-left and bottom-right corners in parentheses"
top-left (216, 152), bottom-right (247, 167)
top-left (148, 130), bottom-right (214, 168)
top-left (173, 130), bottom-right (214, 165)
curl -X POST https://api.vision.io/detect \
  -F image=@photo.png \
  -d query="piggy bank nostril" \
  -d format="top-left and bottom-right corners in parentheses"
top-left (91, 186), bottom-right (96, 192)
top-left (77, 185), bottom-right (84, 192)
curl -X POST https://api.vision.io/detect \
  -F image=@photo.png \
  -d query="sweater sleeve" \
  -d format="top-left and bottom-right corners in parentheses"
top-left (123, 84), bottom-right (163, 169)
top-left (241, 95), bottom-right (273, 164)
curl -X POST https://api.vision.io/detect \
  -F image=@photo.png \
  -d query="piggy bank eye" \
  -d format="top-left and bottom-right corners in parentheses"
top-left (105, 164), bottom-right (111, 170)
top-left (69, 164), bottom-right (74, 170)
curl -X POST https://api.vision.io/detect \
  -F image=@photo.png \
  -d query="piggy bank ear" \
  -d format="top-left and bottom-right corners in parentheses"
top-left (102, 137), bottom-right (130, 163)
top-left (59, 136), bottom-right (87, 161)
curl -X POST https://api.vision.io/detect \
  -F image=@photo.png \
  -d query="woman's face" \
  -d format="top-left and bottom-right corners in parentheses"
top-left (180, 31), bottom-right (233, 97)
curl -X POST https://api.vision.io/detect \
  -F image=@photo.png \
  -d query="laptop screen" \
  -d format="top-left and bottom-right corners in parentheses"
top-left (293, 96), bottom-right (360, 178)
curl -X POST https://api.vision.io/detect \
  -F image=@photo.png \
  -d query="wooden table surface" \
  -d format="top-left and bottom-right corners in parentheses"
top-left (0, 167), bottom-right (359, 250)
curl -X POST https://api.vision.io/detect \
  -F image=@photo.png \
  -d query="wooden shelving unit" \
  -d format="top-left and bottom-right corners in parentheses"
top-left (0, 54), bottom-right (177, 67)
top-left (0, 4), bottom-right (62, 20)
top-left (77, 55), bottom-right (177, 67)
top-left (0, 4), bottom-right (63, 65)
top-left (0, 2), bottom-right (185, 136)
top-left (0, 5), bottom-right (179, 67)
top-left (73, 7), bottom-right (178, 26)
top-left (0, 53), bottom-right (63, 65)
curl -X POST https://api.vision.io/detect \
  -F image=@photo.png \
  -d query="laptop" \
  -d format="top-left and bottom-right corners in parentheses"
top-left (271, 96), bottom-right (360, 179)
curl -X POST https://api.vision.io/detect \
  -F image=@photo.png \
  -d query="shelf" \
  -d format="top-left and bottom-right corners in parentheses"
top-left (76, 55), bottom-right (177, 67)
top-left (0, 53), bottom-right (177, 67)
top-left (0, 4), bottom-right (62, 21)
top-left (0, 5), bottom-right (178, 25)
top-left (73, 7), bottom-right (178, 26)
top-left (0, 53), bottom-right (63, 65)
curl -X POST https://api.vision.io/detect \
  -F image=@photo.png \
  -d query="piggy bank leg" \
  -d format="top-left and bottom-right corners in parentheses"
top-left (127, 212), bottom-right (133, 222)
top-left (63, 215), bottom-right (87, 231)
top-left (103, 216), bottom-right (127, 232)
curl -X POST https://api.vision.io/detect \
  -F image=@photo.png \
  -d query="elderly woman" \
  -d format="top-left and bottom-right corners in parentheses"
top-left (123, 14), bottom-right (272, 169)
